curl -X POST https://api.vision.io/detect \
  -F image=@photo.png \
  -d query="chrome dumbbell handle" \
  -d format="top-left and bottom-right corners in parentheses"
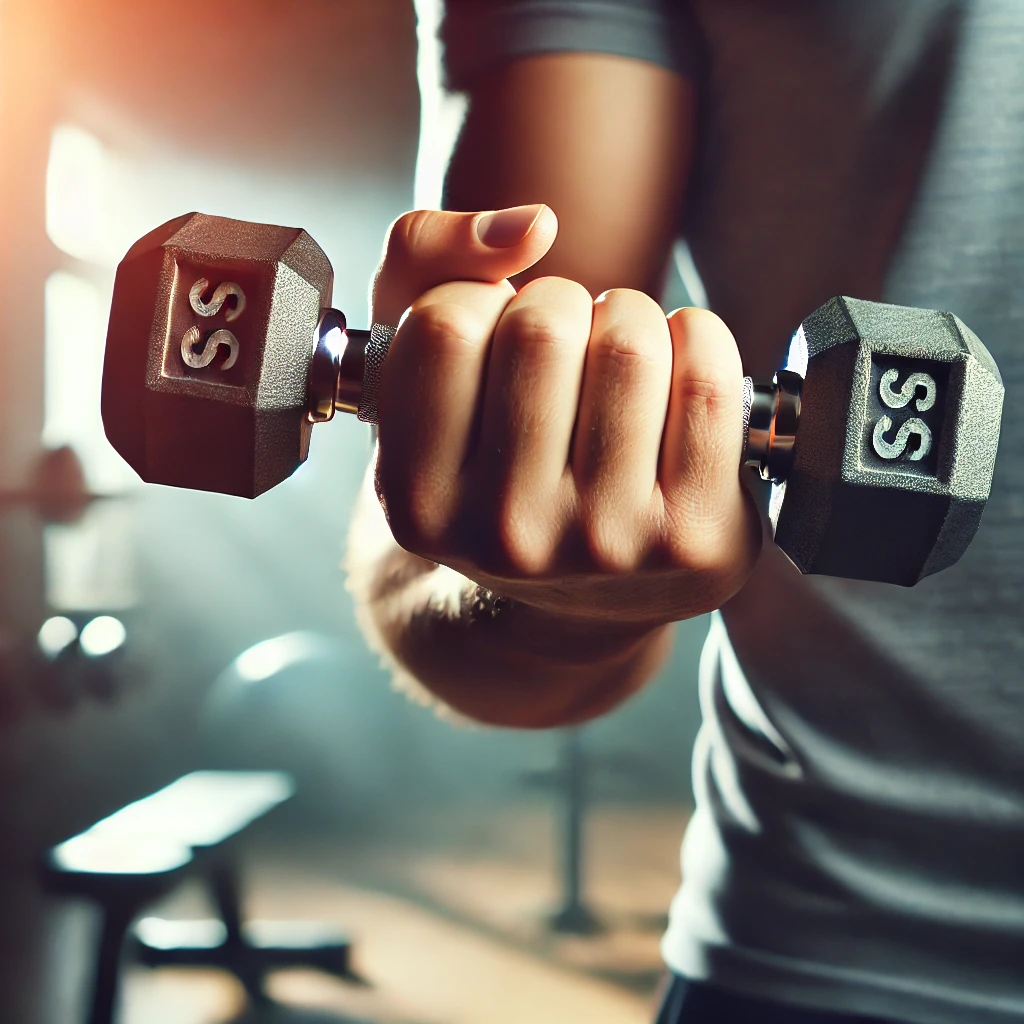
top-left (308, 309), bottom-right (803, 484)
top-left (743, 369), bottom-right (802, 482)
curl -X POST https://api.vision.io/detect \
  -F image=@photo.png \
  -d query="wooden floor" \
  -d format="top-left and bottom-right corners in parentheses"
top-left (107, 801), bottom-right (690, 1024)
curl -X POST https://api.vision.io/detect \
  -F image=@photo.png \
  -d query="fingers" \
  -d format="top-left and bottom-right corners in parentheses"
top-left (571, 289), bottom-right (674, 566)
top-left (375, 279), bottom-right (516, 550)
top-left (660, 307), bottom-right (753, 554)
top-left (371, 205), bottom-right (758, 616)
top-left (372, 205), bottom-right (558, 326)
top-left (475, 277), bottom-right (593, 532)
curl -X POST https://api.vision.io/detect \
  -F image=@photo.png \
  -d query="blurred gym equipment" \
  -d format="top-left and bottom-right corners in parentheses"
top-left (43, 771), bottom-right (354, 1024)
top-left (0, 446), bottom-right (135, 722)
top-left (523, 728), bottom-right (658, 936)
top-left (34, 612), bottom-right (130, 712)
top-left (0, 609), bottom-right (133, 723)
top-left (0, 446), bottom-right (102, 525)
top-left (524, 729), bottom-right (604, 936)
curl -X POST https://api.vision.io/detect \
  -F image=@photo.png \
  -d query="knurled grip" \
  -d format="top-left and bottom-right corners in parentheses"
top-left (357, 323), bottom-right (397, 424)
top-left (742, 375), bottom-right (754, 461)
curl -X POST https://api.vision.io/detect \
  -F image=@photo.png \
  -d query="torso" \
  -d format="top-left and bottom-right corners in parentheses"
top-left (665, 2), bottom-right (1024, 1019)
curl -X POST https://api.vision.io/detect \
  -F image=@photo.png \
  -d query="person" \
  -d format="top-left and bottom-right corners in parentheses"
top-left (346, 2), bottom-right (1024, 1021)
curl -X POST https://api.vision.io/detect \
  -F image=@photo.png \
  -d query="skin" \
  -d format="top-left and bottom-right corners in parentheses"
top-left (346, 53), bottom-right (762, 728)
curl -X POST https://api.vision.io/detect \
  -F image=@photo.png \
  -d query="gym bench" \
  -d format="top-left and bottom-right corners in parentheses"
top-left (42, 770), bottom-right (354, 1024)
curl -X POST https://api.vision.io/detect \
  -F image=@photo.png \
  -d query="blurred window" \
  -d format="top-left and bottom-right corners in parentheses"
top-left (43, 125), bottom-right (137, 611)
top-left (42, 269), bottom-right (129, 488)
top-left (47, 124), bottom-right (110, 263)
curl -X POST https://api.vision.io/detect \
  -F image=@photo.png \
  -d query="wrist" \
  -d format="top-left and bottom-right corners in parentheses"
top-left (454, 578), bottom-right (670, 670)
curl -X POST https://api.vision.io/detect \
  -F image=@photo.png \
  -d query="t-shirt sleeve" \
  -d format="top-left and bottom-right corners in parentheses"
top-left (439, 0), bottom-right (699, 91)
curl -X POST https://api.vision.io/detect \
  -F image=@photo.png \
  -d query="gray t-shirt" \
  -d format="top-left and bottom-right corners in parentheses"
top-left (439, 3), bottom-right (1024, 1022)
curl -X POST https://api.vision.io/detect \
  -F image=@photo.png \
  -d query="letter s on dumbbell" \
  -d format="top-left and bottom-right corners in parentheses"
top-left (180, 278), bottom-right (246, 371)
top-left (872, 368), bottom-right (937, 462)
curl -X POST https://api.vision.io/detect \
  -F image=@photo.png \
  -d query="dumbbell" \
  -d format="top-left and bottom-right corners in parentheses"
top-left (101, 212), bottom-right (1004, 587)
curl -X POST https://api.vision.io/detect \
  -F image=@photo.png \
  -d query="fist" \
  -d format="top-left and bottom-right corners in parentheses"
top-left (371, 207), bottom-right (761, 625)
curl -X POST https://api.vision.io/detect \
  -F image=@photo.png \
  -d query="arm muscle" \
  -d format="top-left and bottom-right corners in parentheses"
top-left (446, 52), bottom-right (694, 297)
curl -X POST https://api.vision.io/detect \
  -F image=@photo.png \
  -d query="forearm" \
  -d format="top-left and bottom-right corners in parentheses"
top-left (347, 53), bottom-right (694, 727)
top-left (345, 470), bottom-right (673, 728)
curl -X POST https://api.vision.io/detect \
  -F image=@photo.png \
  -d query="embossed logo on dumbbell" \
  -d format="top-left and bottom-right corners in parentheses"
top-left (180, 279), bottom-right (246, 371)
top-left (871, 368), bottom-right (937, 462)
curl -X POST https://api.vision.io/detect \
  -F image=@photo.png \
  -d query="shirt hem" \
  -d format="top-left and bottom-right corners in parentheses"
top-left (663, 935), bottom-right (1024, 1024)
top-left (440, 1), bottom-right (696, 90)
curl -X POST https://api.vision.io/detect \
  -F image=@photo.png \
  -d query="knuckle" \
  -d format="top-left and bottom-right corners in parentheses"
top-left (493, 500), bottom-right (553, 578)
top-left (378, 498), bottom-right (417, 553)
top-left (673, 535), bottom-right (727, 577)
top-left (499, 304), bottom-right (582, 355)
top-left (675, 372), bottom-right (739, 438)
top-left (383, 485), bottom-right (445, 554)
top-left (581, 512), bottom-right (641, 574)
top-left (660, 510), bottom-right (738, 577)
top-left (677, 373), bottom-right (730, 416)
top-left (591, 324), bottom-right (664, 369)
top-left (375, 462), bottom-right (448, 554)
top-left (598, 286), bottom-right (641, 304)
top-left (591, 289), bottom-right (671, 370)
top-left (519, 275), bottom-right (593, 308)
top-left (667, 307), bottom-right (743, 378)
top-left (680, 376), bottom-right (727, 400)
top-left (467, 490), bottom-right (555, 579)
top-left (666, 305), bottom-right (727, 332)
top-left (497, 528), bottom-right (546, 579)
top-left (402, 300), bottom-right (488, 358)
top-left (406, 477), bottom-right (451, 545)
top-left (373, 472), bottom-right (415, 551)
top-left (668, 351), bottom-right (740, 425)
top-left (599, 286), bottom-right (664, 319)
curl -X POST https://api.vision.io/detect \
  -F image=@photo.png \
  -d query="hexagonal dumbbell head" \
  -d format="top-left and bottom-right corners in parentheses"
top-left (772, 296), bottom-right (1003, 586)
top-left (102, 212), bottom-right (332, 498)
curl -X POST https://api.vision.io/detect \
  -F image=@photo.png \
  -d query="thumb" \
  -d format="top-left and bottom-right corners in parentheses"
top-left (372, 204), bottom-right (557, 326)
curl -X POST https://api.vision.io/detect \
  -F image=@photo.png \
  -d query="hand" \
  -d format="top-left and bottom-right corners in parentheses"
top-left (370, 206), bottom-right (762, 626)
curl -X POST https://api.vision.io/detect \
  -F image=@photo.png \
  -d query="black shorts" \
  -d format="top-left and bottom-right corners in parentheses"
top-left (655, 976), bottom-right (908, 1024)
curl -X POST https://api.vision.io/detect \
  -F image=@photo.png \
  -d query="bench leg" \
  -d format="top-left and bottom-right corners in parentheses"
top-left (209, 863), bottom-right (268, 1004)
top-left (87, 905), bottom-right (132, 1024)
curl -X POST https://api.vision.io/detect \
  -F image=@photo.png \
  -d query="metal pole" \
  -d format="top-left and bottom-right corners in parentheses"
top-left (549, 728), bottom-right (602, 934)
